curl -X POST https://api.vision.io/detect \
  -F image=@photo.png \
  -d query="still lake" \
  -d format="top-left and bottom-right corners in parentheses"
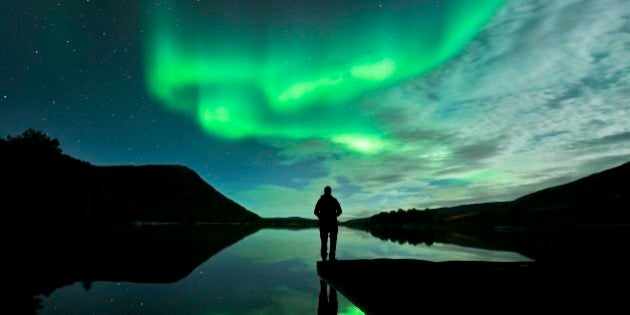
top-left (38, 227), bottom-right (530, 314)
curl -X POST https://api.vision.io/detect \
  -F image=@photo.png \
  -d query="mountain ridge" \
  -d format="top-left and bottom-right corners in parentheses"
top-left (346, 161), bottom-right (630, 227)
top-left (0, 129), bottom-right (260, 224)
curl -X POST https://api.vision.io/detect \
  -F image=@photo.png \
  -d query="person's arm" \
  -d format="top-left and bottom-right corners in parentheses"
top-left (314, 199), bottom-right (321, 218)
top-left (336, 199), bottom-right (342, 217)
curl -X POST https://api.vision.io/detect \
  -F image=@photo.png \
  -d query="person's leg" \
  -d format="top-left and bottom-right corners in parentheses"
top-left (329, 286), bottom-right (338, 312)
top-left (319, 227), bottom-right (328, 260)
top-left (318, 280), bottom-right (327, 314)
top-left (329, 225), bottom-right (338, 260)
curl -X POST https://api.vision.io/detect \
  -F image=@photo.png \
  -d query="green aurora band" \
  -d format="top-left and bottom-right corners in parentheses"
top-left (144, 0), bottom-right (505, 153)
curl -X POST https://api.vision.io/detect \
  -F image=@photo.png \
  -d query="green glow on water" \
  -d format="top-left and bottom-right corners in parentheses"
top-left (339, 305), bottom-right (367, 315)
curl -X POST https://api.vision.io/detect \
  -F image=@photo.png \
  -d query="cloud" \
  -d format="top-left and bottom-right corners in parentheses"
top-left (429, 179), bottom-right (469, 188)
top-left (239, 0), bottom-right (630, 218)
top-left (451, 138), bottom-right (504, 164)
top-left (572, 131), bottom-right (630, 148)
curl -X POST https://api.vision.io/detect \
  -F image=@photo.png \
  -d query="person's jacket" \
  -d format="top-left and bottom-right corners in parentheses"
top-left (314, 194), bottom-right (342, 224)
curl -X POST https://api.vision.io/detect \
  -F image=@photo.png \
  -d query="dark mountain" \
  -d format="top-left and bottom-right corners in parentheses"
top-left (348, 161), bottom-right (629, 228)
top-left (90, 164), bottom-right (260, 222)
top-left (344, 162), bottom-right (630, 262)
top-left (261, 216), bottom-right (319, 228)
top-left (0, 129), bottom-right (260, 224)
top-left (511, 161), bottom-right (629, 225)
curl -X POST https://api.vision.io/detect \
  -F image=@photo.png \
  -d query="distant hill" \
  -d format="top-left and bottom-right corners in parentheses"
top-left (510, 161), bottom-right (629, 225)
top-left (261, 217), bottom-right (318, 228)
top-left (89, 164), bottom-right (260, 222)
top-left (347, 161), bottom-right (630, 228)
top-left (0, 129), bottom-right (260, 224)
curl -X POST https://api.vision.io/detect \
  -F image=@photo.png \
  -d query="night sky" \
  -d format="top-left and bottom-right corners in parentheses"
top-left (2, 0), bottom-right (629, 218)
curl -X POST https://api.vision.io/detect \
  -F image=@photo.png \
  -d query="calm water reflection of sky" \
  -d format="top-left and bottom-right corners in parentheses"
top-left (40, 228), bottom-right (530, 314)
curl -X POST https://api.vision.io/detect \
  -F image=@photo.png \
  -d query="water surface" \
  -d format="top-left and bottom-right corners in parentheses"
top-left (39, 227), bottom-right (529, 314)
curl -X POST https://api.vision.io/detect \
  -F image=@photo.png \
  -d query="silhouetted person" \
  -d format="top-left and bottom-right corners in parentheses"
top-left (314, 186), bottom-right (342, 261)
top-left (318, 280), bottom-right (338, 315)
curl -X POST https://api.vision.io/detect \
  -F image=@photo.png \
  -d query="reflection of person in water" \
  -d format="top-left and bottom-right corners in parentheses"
top-left (318, 280), bottom-right (338, 315)
top-left (314, 186), bottom-right (342, 261)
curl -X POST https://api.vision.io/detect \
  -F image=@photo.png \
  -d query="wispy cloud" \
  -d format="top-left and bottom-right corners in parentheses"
top-left (238, 0), bottom-right (630, 218)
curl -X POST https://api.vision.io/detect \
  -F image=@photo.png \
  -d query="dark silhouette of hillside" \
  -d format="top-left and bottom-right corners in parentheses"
top-left (0, 129), bottom-right (260, 224)
top-left (346, 161), bottom-right (629, 229)
top-left (344, 162), bottom-right (630, 262)
top-left (92, 164), bottom-right (260, 222)
top-left (261, 216), bottom-right (319, 229)
top-left (511, 161), bottom-right (629, 225)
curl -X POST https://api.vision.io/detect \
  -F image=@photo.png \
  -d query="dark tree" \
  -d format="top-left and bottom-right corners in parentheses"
top-left (5, 128), bottom-right (62, 154)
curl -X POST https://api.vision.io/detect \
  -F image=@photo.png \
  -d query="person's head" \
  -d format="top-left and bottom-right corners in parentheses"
top-left (324, 186), bottom-right (332, 195)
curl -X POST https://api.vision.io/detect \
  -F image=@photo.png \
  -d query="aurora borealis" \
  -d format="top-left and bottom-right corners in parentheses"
top-left (2, 0), bottom-right (630, 219)
top-left (144, 0), bottom-right (505, 152)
